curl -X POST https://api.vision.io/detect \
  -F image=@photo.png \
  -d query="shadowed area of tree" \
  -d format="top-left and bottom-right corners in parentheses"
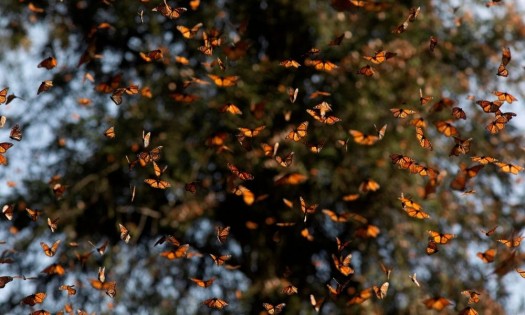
top-left (0, 0), bottom-right (525, 314)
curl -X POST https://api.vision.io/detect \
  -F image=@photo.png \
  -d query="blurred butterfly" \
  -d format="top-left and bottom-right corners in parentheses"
top-left (238, 125), bottom-right (265, 137)
top-left (481, 226), bottom-right (498, 236)
top-left (461, 290), bottom-right (481, 304)
top-left (373, 282), bottom-right (389, 299)
top-left (0, 276), bottom-right (12, 288)
top-left (428, 230), bottom-right (455, 244)
top-left (90, 279), bottom-right (117, 298)
top-left (452, 107), bottom-right (466, 120)
top-left (336, 237), bottom-right (352, 252)
top-left (41, 263), bottom-right (65, 275)
top-left (349, 129), bottom-right (379, 145)
top-left (501, 47), bottom-right (511, 65)
top-left (430, 97), bottom-right (455, 112)
top-left (357, 65), bottom-right (374, 76)
top-left (232, 185), bottom-right (255, 205)
top-left (275, 152), bottom-right (294, 167)
top-left (476, 99), bottom-right (503, 113)
top-left (189, 0), bottom-right (200, 10)
top-left (419, 89), bottom-right (433, 105)
top-left (497, 63), bottom-right (508, 77)
top-left (40, 240), bottom-right (61, 257)
top-left (347, 288), bottom-right (373, 305)
top-left (37, 80), bottom-right (53, 95)
top-left (306, 141), bottom-right (325, 154)
top-left (282, 285), bottom-right (298, 295)
top-left (144, 178), bottom-right (171, 189)
top-left (449, 137), bottom-right (472, 156)
top-left (152, 2), bottom-right (187, 19)
top-left (329, 33), bottom-right (345, 46)
top-left (326, 278), bottom-right (349, 296)
top-left (170, 92), bottom-right (198, 103)
top-left (21, 293), bottom-right (46, 306)
top-left (409, 163), bottom-right (438, 178)
top-left (416, 127), bottom-right (432, 150)
top-left (220, 103), bottom-right (242, 115)
top-left (262, 303), bottom-right (286, 314)
top-left (492, 91), bottom-right (517, 103)
top-left (435, 121), bottom-right (458, 137)
top-left (359, 179), bottom-right (380, 193)
top-left (208, 74), bottom-right (239, 87)
top-left (476, 248), bottom-right (496, 264)
top-left (104, 126), bottom-right (115, 139)
top-left (355, 224), bottom-right (380, 238)
top-left (495, 162), bottom-right (523, 175)
top-left (498, 236), bottom-right (524, 247)
top-left (97, 266), bottom-right (106, 282)
top-left (274, 173), bottom-right (308, 185)
top-left (139, 49), bottom-right (163, 62)
top-left (288, 87), bottom-right (299, 103)
top-left (0, 87), bottom-right (7, 103)
top-left (429, 36), bottom-right (438, 52)
top-left (203, 298), bottom-right (228, 309)
top-left (516, 268), bottom-right (525, 278)
top-left (309, 294), bottom-right (324, 312)
top-left (89, 239), bottom-right (109, 255)
top-left (138, 146), bottom-right (163, 167)
top-left (309, 90), bottom-right (331, 99)
top-left (306, 109), bottom-right (341, 125)
top-left (0, 142), bottom-right (13, 154)
top-left (152, 161), bottom-right (167, 177)
top-left (37, 56), bottom-right (57, 70)
top-left (118, 223), bottom-right (131, 243)
top-left (332, 253), bottom-right (354, 276)
top-left (2, 204), bottom-right (13, 220)
top-left (216, 226), bottom-right (230, 243)
top-left (96, 74), bottom-right (122, 93)
top-left (280, 59), bottom-right (301, 68)
top-left (363, 51), bottom-right (396, 64)
top-left (458, 307), bottom-right (479, 315)
top-left (210, 254), bottom-right (231, 266)
top-left (227, 163), bottom-right (254, 180)
top-left (409, 273), bottom-right (420, 287)
top-left (423, 297), bottom-right (452, 310)
top-left (190, 277), bottom-right (215, 288)
top-left (308, 59), bottom-right (338, 72)
top-left (177, 23), bottom-right (203, 39)
top-left (426, 240), bottom-right (439, 255)
top-left (485, 115), bottom-right (508, 134)
top-left (322, 209), bottom-right (349, 223)
top-left (59, 285), bottom-right (77, 296)
top-left (26, 208), bottom-right (42, 221)
top-left (390, 154), bottom-right (415, 169)
top-left (471, 155), bottom-right (497, 164)
top-left (286, 121), bottom-right (308, 141)
top-left (160, 244), bottom-right (190, 260)
top-left (10, 124), bottom-right (22, 141)
top-left (300, 196), bottom-right (318, 222)
top-left (390, 108), bottom-right (416, 118)
top-left (154, 235), bottom-right (180, 247)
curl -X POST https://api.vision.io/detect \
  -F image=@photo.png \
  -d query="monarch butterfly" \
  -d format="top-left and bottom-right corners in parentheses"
top-left (97, 266), bottom-right (106, 282)
top-left (152, 1), bottom-right (187, 19)
top-left (390, 154), bottom-right (415, 169)
top-left (301, 227), bottom-right (314, 241)
top-left (0, 87), bottom-right (8, 103)
top-left (501, 47), bottom-right (511, 65)
top-left (423, 297), bottom-right (452, 310)
top-left (498, 236), bottom-right (524, 247)
top-left (160, 244), bottom-right (189, 260)
top-left (232, 185), bottom-right (255, 205)
top-left (203, 298), bottom-right (228, 309)
top-left (282, 285), bottom-right (298, 295)
top-left (220, 103), bottom-right (242, 115)
top-left (40, 240), bottom-right (61, 257)
top-left (419, 89), bottom-right (433, 105)
top-left (88, 239), bottom-right (109, 255)
top-left (409, 273), bottom-right (420, 287)
top-left (355, 224), bottom-right (380, 238)
top-left (118, 223), bottom-right (131, 243)
top-left (41, 263), bottom-right (65, 275)
top-left (428, 230), bottom-right (455, 244)
top-left (227, 163), bottom-right (254, 181)
top-left (274, 173), bottom-right (307, 185)
top-left (152, 161), bottom-right (167, 177)
top-left (393, 20), bottom-right (409, 34)
top-left (471, 155), bottom-right (497, 165)
top-left (37, 56), bottom-right (57, 70)
top-left (95, 73), bottom-right (122, 93)
top-left (347, 288), bottom-right (372, 305)
top-left (426, 240), bottom-right (439, 255)
top-left (485, 115), bottom-right (508, 134)
top-left (260, 143), bottom-right (276, 157)
top-left (309, 90), bottom-right (331, 99)
top-left (308, 59), bottom-right (338, 72)
top-left (449, 137), bottom-right (472, 156)
top-left (390, 108), bottom-right (416, 118)
top-left (280, 59), bottom-right (301, 68)
top-left (37, 80), bottom-right (53, 95)
top-left (336, 237), bottom-right (352, 252)
top-left (238, 125), bottom-right (265, 137)
top-left (373, 282), bottom-right (389, 299)
top-left (306, 142), bottom-right (325, 154)
top-left (137, 146), bottom-right (163, 167)
top-left (430, 97), bottom-right (455, 112)
top-left (208, 74), bottom-right (239, 87)
top-left (359, 179), bottom-right (380, 193)
top-left (300, 196), bottom-right (318, 222)
top-left (416, 127), bottom-right (432, 150)
top-left (90, 279), bottom-right (117, 297)
top-left (286, 121), bottom-right (308, 142)
top-left (306, 109), bottom-right (341, 125)
top-left (210, 254), bottom-right (231, 266)
top-left (144, 178), bottom-right (171, 189)
top-left (516, 268), bottom-right (525, 278)
top-left (10, 124), bottom-right (22, 141)
top-left (26, 208), bottom-right (41, 221)
top-left (458, 306), bottom-right (478, 315)
top-left (332, 253), bottom-right (354, 276)
top-left (190, 277), bottom-right (215, 288)
top-left (287, 87), bottom-right (299, 103)
top-left (492, 90), bottom-right (517, 103)
top-left (0, 142), bottom-right (13, 154)
top-left (409, 163), bottom-right (438, 178)
top-left (59, 285), bottom-right (77, 296)
top-left (494, 162), bottom-right (523, 174)
top-left (322, 209), bottom-right (349, 223)
top-left (497, 63), bottom-right (508, 77)
top-left (435, 121), bottom-right (458, 137)
top-left (476, 100), bottom-right (503, 113)
top-left (326, 278), bottom-right (349, 296)
top-left (357, 65), bottom-right (374, 76)
top-left (404, 206), bottom-right (430, 219)
top-left (2, 205), bottom-right (13, 220)
top-left (452, 107), bottom-right (467, 120)
top-left (399, 194), bottom-right (423, 210)
top-left (349, 129), bottom-right (379, 145)
top-left (262, 303), bottom-right (286, 314)
top-left (103, 126), bottom-right (115, 139)
top-left (481, 225), bottom-right (498, 236)
top-left (275, 152), bottom-right (294, 167)
top-left (429, 36), bottom-right (438, 52)
top-left (216, 226), bottom-right (230, 243)
top-left (139, 49), bottom-right (164, 62)
top-left (328, 33), bottom-right (345, 46)
top-left (461, 290), bottom-right (481, 304)
top-left (170, 92), bottom-right (198, 103)
top-left (176, 23), bottom-right (203, 39)
top-left (154, 235), bottom-right (180, 247)
top-left (0, 276), bottom-right (13, 288)
top-left (189, 0), bottom-right (200, 10)
top-left (363, 51), bottom-right (397, 64)
top-left (21, 292), bottom-right (46, 306)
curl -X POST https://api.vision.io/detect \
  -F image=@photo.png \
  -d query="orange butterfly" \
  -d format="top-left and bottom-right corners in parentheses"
top-left (357, 65), bottom-right (374, 76)
top-left (26, 208), bottom-right (41, 221)
top-left (461, 290), bottom-right (481, 304)
top-left (428, 230), bottom-right (455, 244)
top-left (458, 306), bottom-right (478, 315)
top-left (144, 178), bottom-right (171, 189)
top-left (21, 293), bottom-right (46, 306)
top-left (286, 121), bottom-right (308, 141)
top-left (238, 125), bottom-right (265, 137)
top-left (501, 47), bottom-right (511, 65)
top-left (137, 146), bottom-right (163, 167)
top-left (227, 163), bottom-right (254, 180)
top-left (40, 240), bottom-right (61, 257)
top-left (0, 142), bottom-right (13, 153)
top-left (203, 298), bottom-right (228, 309)
top-left (306, 109), bottom-right (341, 125)
top-left (493, 91), bottom-right (517, 103)
top-left (210, 254), bottom-right (231, 266)
top-left (322, 209), bottom-right (350, 223)
top-left (347, 288), bottom-right (372, 305)
top-left (390, 108), bottom-right (416, 118)
top-left (208, 74), bottom-right (239, 87)
top-left (416, 127), bottom-right (432, 150)
top-left (435, 121), bottom-right (458, 137)
top-left (452, 107), bottom-right (466, 120)
top-left (359, 179), bottom-right (380, 193)
top-left (481, 225), bottom-right (498, 236)
top-left (404, 206), bottom-right (430, 219)
top-left (152, 161), bottom-right (167, 177)
top-left (170, 92), bottom-right (198, 103)
top-left (160, 244), bottom-right (189, 260)
top-left (152, 2), bottom-right (187, 19)
top-left (498, 236), bottom-right (524, 247)
top-left (232, 185), bottom-right (255, 205)
top-left (332, 253), bottom-right (354, 276)
top-left (449, 137), bottom-right (472, 156)
top-left (419, 88), bottom-right (433, 105)
top-left (37, 56), bottom-right (57, 70)
top-left (118, 223), bottom-right (131, 243)
top-left (280, 59), bottom-right (301, 68)
top-left (485, 115), bottom-right (508, 134)
top-left (373, 282), bottom-right (389, 299)
top-left (139, 49), bottom-right (164, 62)
top-left (41, 263), bottom-right (65, 276)
top-left (154, 235), bottom-right (180, 247)
top-left (430, 97), bottom-right (455, 112)
top-left (282, 285), bottom-right (298, 295)
top-left (516, 268), bottom-right (525, 278)
top-left (220, 103), bottom-right (242, 115)
top-left (10, 124), bottom-right (22, 141)
top-left (497, 63), bottom-right (508, 77)
top-left (275, 152), bottom-right (294, 168)
top-left (363, 51), bottom-right (396, 64)
top-left (262, 303), bottom-right (286, 314)
top-left (326, 278), bottom-right (349, 296)
top-left (37, 80), bottom-right (53, 95)
top-left (104, 126), bottom-right (115, 139)
top-left (336, 237), bottom-right (352, 252)
top-left (59, 285), bottom-right (77, 296)
top-left (471, 155), bottom-right (497, 164)
top-left (308, 59), bottom-right (338, 71)
top-left (274, 173), bottom-right (307, 185)
top-left (349, 129), bottom-right (379, 145)
top-left (390, 154), bottom-right (415, 169)
top-left (495, 162), bottom-right (523, 175)
top-left (306, 141), bottom-right (325, 154)
top-left (429, 36), bottom-right (438, 52)
top-left (355, 224), bottom-right (380, 238)
top-left (90, 279), bottom-right (117, 297)
top-left (426, 240), bottom-right (439, 255)
top-left (216, 226), bottom-right (230, 243)
top-left (476, 248), bottom-right (496, 263)
top-left (476, 100), bottom-right (503, 113)
top-left (0, 87), bottom-right (8, 103)
top-left (176, 23), bottom-right (202, 39)
top-left (423, 297), bottom-right (452, 310)
top-left (300, 196), bottom-right (318, 222)
top-left (190, 277), bottom-right (215, 288)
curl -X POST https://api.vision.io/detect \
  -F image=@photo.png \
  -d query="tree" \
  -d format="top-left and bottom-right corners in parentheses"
top-left (0, 0), bottom-right (524, 314)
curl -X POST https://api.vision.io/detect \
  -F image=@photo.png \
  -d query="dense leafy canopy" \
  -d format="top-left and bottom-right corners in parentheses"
top-left (1, 0), bottom-right (525, 314)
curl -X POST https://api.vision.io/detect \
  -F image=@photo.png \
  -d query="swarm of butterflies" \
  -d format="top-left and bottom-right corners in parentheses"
top-left (0, 0), bottom-right (523, 314)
